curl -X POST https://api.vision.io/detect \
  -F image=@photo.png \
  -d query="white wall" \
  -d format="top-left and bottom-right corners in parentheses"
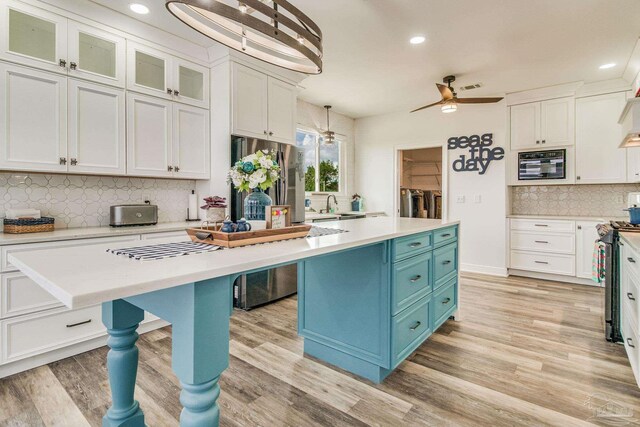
top-left (355, 103), bottom-right (508, 276)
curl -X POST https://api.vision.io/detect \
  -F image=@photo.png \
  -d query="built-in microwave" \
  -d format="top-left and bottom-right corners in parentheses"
top-left (518, 149), bottom-right (567, 181)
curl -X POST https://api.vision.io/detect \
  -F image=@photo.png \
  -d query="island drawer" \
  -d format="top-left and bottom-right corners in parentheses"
top-left (1, 272), bottom-right (63, 319)
top-left (392, 252), bottom-right (432, 315)
top-left (433, 226), bottom-right (457, 248)
top-left (433, 242), bottom-right (458, 289)
top-left (392, 295), bottom-right (431, 367)
top-left (392, 232), bottom-right (432, 262)
top-left (1, 235), bottom-right (140, 272)
top-left (0, 305), bottom-right (106, 364)
top-left (433, 278), bottom-right (457, 328)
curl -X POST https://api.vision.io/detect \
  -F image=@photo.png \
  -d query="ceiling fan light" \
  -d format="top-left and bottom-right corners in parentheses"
top-left (441, 103), bottom-right (457, 113)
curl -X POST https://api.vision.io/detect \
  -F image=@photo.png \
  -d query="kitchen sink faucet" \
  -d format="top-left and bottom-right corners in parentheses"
top-left (326, 194), bottom-right (338, 213)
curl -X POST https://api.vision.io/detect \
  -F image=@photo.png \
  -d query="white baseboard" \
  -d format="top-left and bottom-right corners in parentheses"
top-left (508, 269), bottom-right (601, 287)
top-left (0, 319), bottom-right (169, 379)
top-left (461, 263), bottom-right (508, 277)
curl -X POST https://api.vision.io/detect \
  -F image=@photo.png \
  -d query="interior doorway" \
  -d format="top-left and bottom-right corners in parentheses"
top-left (398, 147), bottom-right (443, 219)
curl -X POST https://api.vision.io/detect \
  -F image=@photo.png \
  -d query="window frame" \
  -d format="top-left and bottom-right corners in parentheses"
top-left (296, 126), bottom-right (346, 196)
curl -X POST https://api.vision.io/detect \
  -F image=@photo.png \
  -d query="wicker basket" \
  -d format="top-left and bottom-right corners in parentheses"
top-left (3, 217), bottom-right (55, 234)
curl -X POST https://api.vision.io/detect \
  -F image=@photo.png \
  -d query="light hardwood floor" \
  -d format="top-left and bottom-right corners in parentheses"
top-left (1, 273), bottom-right (639, 426)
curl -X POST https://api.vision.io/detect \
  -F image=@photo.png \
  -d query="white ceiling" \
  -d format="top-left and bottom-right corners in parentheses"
top-left (91, 0), bottom-right (640, 118)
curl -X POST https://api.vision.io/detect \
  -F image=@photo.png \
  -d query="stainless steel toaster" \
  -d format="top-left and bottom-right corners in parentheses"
top-left (110, 204), bottom-right (158, 227)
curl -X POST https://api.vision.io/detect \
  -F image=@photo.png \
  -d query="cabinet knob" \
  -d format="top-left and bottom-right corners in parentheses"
top-left (577, 225), bottom-right (582, 230)
top-left (174, 90), bottom-right (179, 96)
top-left (263, 130), bottom-right (268, 135)
top-left (59, 59), bottom-right (67, 68)
top-left (70, 62), bottom-right (77, 70)
top-left (167, 88), bottom-right (173, 95)
top-left (269, 131), bottom-right (274, 136)
top-left (628, 292), bottom-right (636, 301)
top-left (542, 140), bottom-right (546, 144)
top-left (70, 158), bottom-right (77, 166)
top-left (536, 140), bottom-right (540, 144)
top-left (168, 165), bottom-right (174, 172)
top-left (576, 176), bottom-right (581, 180)
top-left (59, 157), bottom-right (67, 165)
top-left (175, 166), bottom-right (180, 172)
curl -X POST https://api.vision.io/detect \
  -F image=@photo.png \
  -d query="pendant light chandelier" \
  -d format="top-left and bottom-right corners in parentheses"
top-left (322, 105), bottom-right (335, 145)
top-left (166, 0), bottom-right (323, 74)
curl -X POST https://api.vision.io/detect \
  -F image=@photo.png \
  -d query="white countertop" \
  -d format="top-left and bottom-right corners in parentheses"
top-left (620, 232), bottom-right (640, 252)
top-left (305, 211), bottom-right (386, 221)
top-left (0, 221), bottom-right (199, 246)
top-left (9, 217), bottom-right (458, 310)
top-left (507, 214), bottom-right (626, 222)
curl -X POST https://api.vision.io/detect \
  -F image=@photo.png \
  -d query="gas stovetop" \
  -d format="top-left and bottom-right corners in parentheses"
top-left (609, 221), bottom-right (640, 232)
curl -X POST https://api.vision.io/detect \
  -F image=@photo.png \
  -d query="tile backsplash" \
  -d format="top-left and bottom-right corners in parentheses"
top-left (511, 184), bottom-right (640, 218)
top-left (2, 173), bottom-right (196, 228)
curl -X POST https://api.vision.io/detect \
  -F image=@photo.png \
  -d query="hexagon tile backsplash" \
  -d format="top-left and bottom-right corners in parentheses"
top-left (511, 184), bottom-right (639, 218)
top-left (2, 173), bottom-right (196, 228)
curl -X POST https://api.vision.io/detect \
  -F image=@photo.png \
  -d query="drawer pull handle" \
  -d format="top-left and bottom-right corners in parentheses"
top-left (628, 292), bottom-right (636, 301)
top-left (410, 275), bottom-right (422, 283)
top-left (629, 257), bottom-right (636, 263)
top-left (628, 338), bottom-right (636, 348)
top-left (409, 321), bottom-right (422, 331)
top-left (442, 297), bottom-right (451, 304)
top-left (442, 260), bottom-right (451, 265)
top-left (534, 240), bottom-right (549, 244)
top-left (409, 242), bottom-right (422, 248)
top-left (534, 261), bottom-right (549, 264)
top-left (66, 319), bottom-right (92, 328)
top-left (534, 224), bottom-right (548, 227)
top-left (441, 233), bottom-right (451, 238)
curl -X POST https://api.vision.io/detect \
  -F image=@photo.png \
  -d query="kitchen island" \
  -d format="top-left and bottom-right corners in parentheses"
top-left (9, 217), bottom-right (459, 427)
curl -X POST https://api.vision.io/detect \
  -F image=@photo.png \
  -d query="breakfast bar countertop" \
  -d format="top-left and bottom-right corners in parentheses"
top-left (9, 217), bottom-right (458, 309)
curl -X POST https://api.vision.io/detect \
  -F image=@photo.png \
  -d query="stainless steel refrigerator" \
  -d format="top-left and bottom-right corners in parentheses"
top-left (230, 136), bottom-right (305, 309)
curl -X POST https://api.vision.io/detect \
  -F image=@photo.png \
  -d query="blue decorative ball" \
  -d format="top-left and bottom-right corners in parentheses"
top-left (242, 162), bottom-right (255, 173)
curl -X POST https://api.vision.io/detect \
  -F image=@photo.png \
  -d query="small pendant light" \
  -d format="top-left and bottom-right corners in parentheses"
top-left (322, 105), bottom-right (335, 145)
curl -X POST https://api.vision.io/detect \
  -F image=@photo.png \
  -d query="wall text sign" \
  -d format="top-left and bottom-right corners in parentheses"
top-left (447, 133), bottom-right (504, 175)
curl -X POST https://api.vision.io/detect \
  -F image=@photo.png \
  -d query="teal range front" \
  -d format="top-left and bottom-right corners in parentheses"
top-left (299, 225), bottom-right (459, 383)
top-left (99, 224), bottom-right (459, 426)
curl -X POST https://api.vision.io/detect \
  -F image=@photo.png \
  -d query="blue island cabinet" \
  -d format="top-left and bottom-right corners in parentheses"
top-left (298, 225), bottom-right (459, 383)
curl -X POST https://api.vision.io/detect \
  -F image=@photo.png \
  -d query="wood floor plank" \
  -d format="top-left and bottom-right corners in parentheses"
top-left (1, 272), bottom-right (639, 426)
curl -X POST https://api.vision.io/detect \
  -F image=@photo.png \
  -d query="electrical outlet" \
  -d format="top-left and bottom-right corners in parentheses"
top-left (456, 195), bottom-right (465, 203)
top-left (474, 195), bottom-right (482, 204)
top-left (616, 195), bottom-right (624, 204)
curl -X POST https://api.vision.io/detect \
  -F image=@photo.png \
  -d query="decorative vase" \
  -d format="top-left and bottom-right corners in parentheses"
top-left (205, 207), bottom-right (226, 223)
top-left (244, 188), bottom-right (272, 220)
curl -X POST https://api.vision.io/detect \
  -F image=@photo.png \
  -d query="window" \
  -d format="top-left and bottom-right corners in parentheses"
top-left (296, 128), bottom-right (342, 193)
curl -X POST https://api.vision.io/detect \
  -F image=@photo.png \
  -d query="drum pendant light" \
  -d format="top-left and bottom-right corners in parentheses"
top-left (166, 0), bottom-right (323, 74)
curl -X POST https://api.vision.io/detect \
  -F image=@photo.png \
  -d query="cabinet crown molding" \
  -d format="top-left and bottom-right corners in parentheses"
top-left (506, 82), bottom-right (583, 106)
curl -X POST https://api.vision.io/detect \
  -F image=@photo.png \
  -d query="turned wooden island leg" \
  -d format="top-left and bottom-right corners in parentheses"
top-left (102, 300), bottom-right (145, 427)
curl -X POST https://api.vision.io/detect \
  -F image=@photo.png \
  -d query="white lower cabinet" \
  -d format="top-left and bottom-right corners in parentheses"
top-left (575, 221), bottom-right (601, 279)
top-left (620, 239), bottom-right (640, 386)
top-left (0, 231), bottom-right (180, 377)
top-left (509, 217), bottom-right (603, 283)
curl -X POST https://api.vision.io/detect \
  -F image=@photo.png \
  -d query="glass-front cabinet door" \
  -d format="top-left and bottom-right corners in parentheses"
top-left (127, 42), bottom-right (173, 100)
top-left (67, 21), bottom-right (126, 88)
top-left (174, 59), bottom-right (209, 108)
top-left (0, 0), bottom-right (68, 74)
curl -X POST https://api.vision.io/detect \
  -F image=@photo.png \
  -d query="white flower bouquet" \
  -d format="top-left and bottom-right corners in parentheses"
top-left (227, 150), bottom-right (281, 192)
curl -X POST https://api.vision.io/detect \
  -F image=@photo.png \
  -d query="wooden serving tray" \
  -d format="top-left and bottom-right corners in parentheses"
top-left (186, 224), bottom-right (312, 248)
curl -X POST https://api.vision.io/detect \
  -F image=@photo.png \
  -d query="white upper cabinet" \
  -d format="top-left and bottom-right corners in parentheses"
top-left (510, 102), bottom-right (540, 150)
top-left (172, 104), bottom-right (209, 179)
top-left (576, 221), bottom-right (602, 280)
top-left (127, 42), bottom-right (209, 108)
top-left (68, 80), bottom-right (125, 175)
top-left (127, 93), bottom-right (173, 178)
top-left (628, 148), bottom-right (640, 182)
top-left (67, 21), bottom-right (125, 88)
top-left (0, 0), bottom-right (67, 74)
top-left (231, 62), bottom-right (296, 143)
top-left (575, 92), bottom-right (626, 184)
top-left (510, 97), bottom-right (574, 150)
top-left (267, 77), bottom-right (297, 144)
top-left (232, 63), bottom-right (269, 139)
top-left (0, 63), bottom-right (67, 172)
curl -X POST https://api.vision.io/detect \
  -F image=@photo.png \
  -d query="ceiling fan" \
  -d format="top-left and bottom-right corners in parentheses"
top-left (410, 75), bottom-right (503, 114)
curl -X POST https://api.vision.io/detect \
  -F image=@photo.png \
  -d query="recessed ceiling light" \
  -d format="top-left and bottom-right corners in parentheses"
top-left (599, 63), bottom-right (616, 69)
top-left (129, 3), bottom-right (150, 14)
top-left (409, 35), bottom-right (426, 45)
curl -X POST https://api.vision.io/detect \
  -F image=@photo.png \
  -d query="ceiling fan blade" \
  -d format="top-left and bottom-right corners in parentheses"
top-left (455, 97), bottom-right (504, 104)
top-left (436, 83), bottom-right (454, 100)
top-left (410, 100), bottom-right (444, 113)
